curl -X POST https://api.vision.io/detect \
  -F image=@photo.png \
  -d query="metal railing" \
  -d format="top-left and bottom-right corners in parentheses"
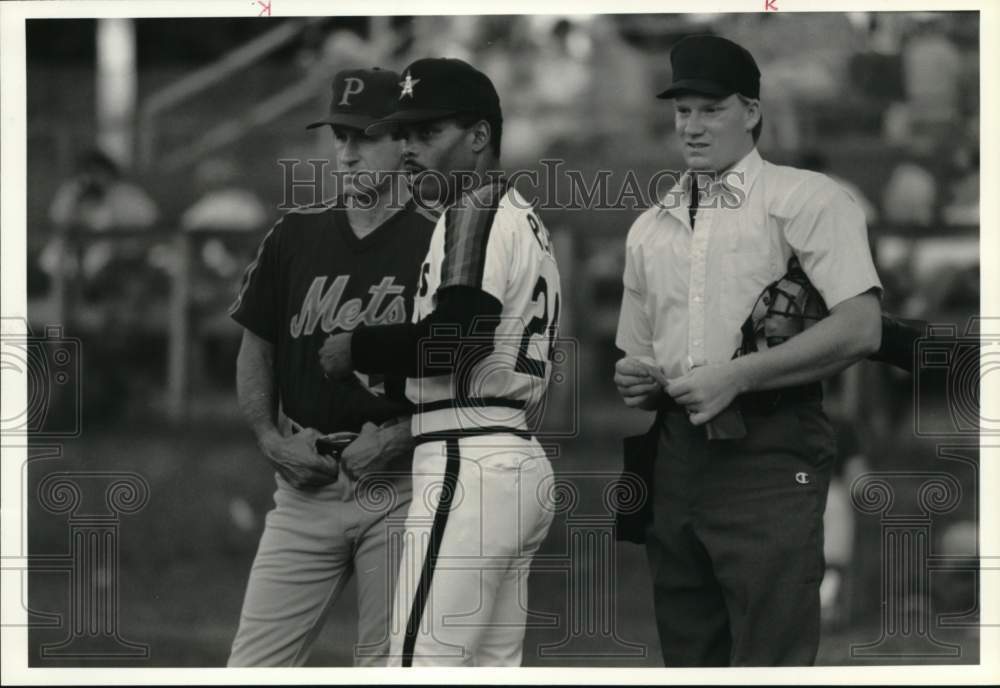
top-left (137, 18), bottom-right (323, 173)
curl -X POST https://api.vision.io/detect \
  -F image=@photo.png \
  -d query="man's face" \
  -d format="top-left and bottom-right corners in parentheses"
top-left (674, 93), bottom-right (758, 172)
top-left (394, 118), bottom-right (477, 205)
top-left (330, 126), bottom-right (402, 198)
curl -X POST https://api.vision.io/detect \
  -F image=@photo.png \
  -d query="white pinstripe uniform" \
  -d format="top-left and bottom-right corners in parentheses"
top-left (388, 181), bottom-right (560, 666)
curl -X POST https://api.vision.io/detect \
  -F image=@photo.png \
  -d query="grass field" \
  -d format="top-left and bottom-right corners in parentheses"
top-left (24, 375), bottom-right (979, 668)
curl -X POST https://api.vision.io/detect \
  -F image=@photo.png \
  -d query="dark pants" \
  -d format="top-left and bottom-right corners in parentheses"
top-left (645, 401), bottom-right (835, 666)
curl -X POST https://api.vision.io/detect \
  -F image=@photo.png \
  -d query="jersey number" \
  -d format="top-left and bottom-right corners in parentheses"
top-left (417, 262), bottom-right (430, 297)
top-left (527, 214), bottom-right (551, 254)
top-left (515, 275), bottom-right (559, 378)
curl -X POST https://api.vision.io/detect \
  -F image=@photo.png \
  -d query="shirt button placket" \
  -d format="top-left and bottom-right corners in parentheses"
top-left (687, 210), bottom-right (710, 369)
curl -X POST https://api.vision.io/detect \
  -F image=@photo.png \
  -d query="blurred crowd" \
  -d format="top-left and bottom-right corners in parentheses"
top-left (32, 11), bottom-right (979, 312)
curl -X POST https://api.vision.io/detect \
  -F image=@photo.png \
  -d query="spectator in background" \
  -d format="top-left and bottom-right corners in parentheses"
top-left (531, 17), bottom-right (593, 106)
top-left (48, 148), bottom-right (158, 232)
top-left (182, 157), bottom-right (268, 282)
top-left (41, 148), bottom-right (159, 282)
top-left (901, 15), bottom-right (962, 128)
top-left (943, 147), bottom-right (979, 226)
top-left (182, 157), bottom-right (268, 234)
top-left (882, 156), bottom-right (936, 227)
top-left (866, 12), bottom-right (904, 54)
top-left (937, 520), bottom-right (978, 628)
top-left (38, 148), bottom-right (164, 404)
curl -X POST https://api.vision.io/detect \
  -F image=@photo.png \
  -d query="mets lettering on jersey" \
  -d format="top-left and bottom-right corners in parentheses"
top-left (289, 275), bottom-right (408, 337)
top-left (229, 201), bottom-right (437, 433)
top-left (409, 181), bottom-right (562, 437)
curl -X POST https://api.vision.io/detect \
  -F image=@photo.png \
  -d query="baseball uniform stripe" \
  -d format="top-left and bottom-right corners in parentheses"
top-left (468, 184), bottom-right (505, 289)
top-left (228, 217), bottom-right (283, 316)
top-left (402, 438), bottom-right (462, 667)
top-left (439, 185), bottom-right (503, 290)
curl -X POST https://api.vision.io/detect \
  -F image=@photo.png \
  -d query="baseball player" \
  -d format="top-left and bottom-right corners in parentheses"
top-left (614, 36), bottom-right (883, 666)
top-left (226, 68), bottom-right (438, 667)
top-left (319, 58), bottom-right (560, 666)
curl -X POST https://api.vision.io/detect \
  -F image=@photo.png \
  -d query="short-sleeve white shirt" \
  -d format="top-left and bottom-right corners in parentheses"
top-left (616, 148), bottom-right (882, 378)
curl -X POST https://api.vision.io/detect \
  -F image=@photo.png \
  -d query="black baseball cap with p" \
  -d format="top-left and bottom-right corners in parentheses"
top-left (365, 58), bottom-right (502, 134)
top-left (306, 67), bottom-right (401, 131)
top-left (657, 35), bottom-right (761, 100)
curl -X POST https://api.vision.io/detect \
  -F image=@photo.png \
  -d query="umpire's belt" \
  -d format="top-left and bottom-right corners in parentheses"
top-left (657, 382), bottom-right (822, 415)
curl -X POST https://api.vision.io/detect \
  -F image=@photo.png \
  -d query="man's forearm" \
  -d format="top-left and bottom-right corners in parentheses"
top-left (733, 292), bottom-right (882, 392)
top-left (352, 286), bottom-right (503, 378)
top-left (352, 322), bottom-right (424, 377)
top-left (235, 330), bottom-right (281, 447)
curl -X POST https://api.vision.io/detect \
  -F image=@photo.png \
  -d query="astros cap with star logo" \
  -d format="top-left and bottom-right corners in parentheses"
top-left (365, 57), bottom-right (502, 134)
top-left (306, 67), bottom-right (401, 130)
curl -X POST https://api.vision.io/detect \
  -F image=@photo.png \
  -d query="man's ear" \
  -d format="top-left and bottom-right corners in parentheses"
top-left (743, 99), bottom-right (761, 134)
top-left (469, 120), bottom-right (491, 154)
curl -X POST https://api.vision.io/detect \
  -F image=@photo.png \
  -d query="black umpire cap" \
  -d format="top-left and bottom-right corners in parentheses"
top-left (657, 35), bottom-right (761, 100)
top-left (365, 57), bottom-right (502, 134)
top-left (306, 67), bottom-right (401, 130)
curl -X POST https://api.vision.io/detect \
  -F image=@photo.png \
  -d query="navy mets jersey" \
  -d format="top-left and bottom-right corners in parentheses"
top-left (408, 181), bottom-right (562, 436)
top-left (230, 200), bottom-right (438, 433)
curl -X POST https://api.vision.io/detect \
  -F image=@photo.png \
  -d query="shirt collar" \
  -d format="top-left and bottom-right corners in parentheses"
top-left (658, 147), bottom-right (763, 221)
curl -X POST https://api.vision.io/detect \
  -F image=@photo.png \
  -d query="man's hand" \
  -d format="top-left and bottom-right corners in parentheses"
top-left (614, 356), bottom-right (664, 409)
top-left (666, 361), bottom-right (750, 426)
top-left (319, 333), bottom-right (353, 378)
top-left (260, 428), bottom-right (341, 490)
top-left (340, 420), bottom-right (415, 481)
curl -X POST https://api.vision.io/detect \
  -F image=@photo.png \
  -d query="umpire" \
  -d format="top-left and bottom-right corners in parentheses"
top-left (613, 35), bottom-right (883, 666)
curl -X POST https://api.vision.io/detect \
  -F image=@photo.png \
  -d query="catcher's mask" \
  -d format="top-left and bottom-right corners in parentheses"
top-left (735, 256), bottom-right (828, 358)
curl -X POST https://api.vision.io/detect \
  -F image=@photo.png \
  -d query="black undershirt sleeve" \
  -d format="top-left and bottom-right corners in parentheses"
top-left (352, 286), bottom-right (503, 378)
top-left (869, 315), bottom-right (925, 373)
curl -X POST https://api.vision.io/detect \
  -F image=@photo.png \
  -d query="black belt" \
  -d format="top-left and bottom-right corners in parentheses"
top-left (658, 382), bottom-right (822, 415)
top-left (413, 426), bottom-right (535, 445)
